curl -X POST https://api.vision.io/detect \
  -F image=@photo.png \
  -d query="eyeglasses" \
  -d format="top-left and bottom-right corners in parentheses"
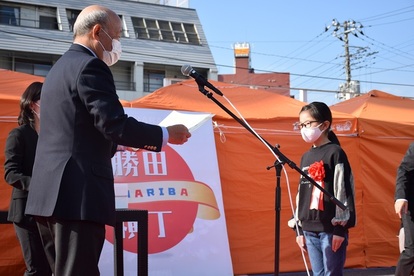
top-left (297, 121), bottom-right (319, 129)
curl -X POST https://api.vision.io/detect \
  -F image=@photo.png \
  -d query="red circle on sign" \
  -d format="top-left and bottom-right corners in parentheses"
top-left (106, 145), bottom-right (198, 254)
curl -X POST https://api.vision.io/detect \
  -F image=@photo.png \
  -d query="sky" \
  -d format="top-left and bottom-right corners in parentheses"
top-left (189, 0), bottom-right (414, 105)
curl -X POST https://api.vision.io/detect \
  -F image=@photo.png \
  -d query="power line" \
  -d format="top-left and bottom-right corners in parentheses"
top-left (1, 26), bottom-right (413, 93)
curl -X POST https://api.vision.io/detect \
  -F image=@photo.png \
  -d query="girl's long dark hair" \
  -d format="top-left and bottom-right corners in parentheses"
top-left (18, 82), bottom-right (42, 128)
top-left (300, 101), bottom-right (340, 146)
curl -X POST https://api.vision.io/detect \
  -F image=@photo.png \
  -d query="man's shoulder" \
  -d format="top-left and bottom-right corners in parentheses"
top-left (48, 44), bottom-right (100, 76)
top-left (64, 44), bottom-right (107, 69)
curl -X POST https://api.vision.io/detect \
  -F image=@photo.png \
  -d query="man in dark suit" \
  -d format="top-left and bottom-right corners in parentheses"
top-left (25, 5), bottom-right (191, 275)
top-left (395, 142), bottom-right (414, 275)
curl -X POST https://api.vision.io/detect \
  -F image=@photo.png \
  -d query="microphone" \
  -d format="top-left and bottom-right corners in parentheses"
top-left (181, 65), bottom-right (223, 96)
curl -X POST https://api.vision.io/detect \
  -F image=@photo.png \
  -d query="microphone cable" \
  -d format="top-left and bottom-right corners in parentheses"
top-left (220, 94), bottom-right (311, 275)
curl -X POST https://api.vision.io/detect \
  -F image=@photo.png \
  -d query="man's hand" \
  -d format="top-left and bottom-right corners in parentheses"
top-left (395, 200), bottom-right (408, 219)
top-left (167, 124), bottom-right (191, 145)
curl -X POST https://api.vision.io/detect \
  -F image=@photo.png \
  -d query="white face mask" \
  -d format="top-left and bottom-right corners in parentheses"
top-left (300, 123), bottom-right (324, 143)
top-left (98, 29), bottom-right (122, 66)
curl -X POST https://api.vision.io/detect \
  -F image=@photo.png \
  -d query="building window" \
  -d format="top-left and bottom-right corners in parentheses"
top-left (66, 10), bottom-right (127, 36)
top-left (39, 15), bottom-right (58, 30)
top-left (0, 3), bottom-right (59, 30)
top-left (132, 17), bottom-right (146, 39)
top-left (0, 5), bottom-right (19, 25)
top-left (111, 61), bottom-right (135, 91)
top-left (147, 19), bottom-right (160, 39)
top-left (132, 18), bottom-right (161, 40)
top-left (132, 17), bottom-right (201, 45)
top-left (171, 22), bottom-right (185, 43)
top-left (15, 58), bottom-right (52, 77)
top-left (183, 23), bottom-right (199, 44)
top-left (158, 20), bottom-right (174, 41)
top-left (144, 70), bottom-right (165, 92)
top-left (67, 9), bottom-right (80, 32)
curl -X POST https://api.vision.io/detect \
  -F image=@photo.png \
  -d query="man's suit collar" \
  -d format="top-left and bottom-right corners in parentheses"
top-left (70, 43), bottom-right (97, 57)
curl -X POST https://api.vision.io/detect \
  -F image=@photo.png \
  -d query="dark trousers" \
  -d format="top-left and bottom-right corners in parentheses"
top-left (396, 211), bottom-right (414, 276)
top-left (35, 216), bottom-right (105, 276)
top-left (14, 217), bottom-right (52, 276)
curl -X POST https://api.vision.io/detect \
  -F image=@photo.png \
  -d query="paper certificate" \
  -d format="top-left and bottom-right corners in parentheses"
top-left (158, 110), bottom-right (214, 133)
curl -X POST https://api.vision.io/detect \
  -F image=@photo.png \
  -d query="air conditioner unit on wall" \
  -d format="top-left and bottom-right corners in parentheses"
top-left (163, 78), bottom-right (186, 86)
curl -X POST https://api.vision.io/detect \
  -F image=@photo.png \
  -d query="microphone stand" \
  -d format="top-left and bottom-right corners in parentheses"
top-left (266, 159), bottom-right (282, 276)
top-left (195, 84), bottom-right (347, 276)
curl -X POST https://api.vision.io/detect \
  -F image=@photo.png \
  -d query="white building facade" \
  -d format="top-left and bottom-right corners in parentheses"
top-left (0, 0), bottom-right (217, 100)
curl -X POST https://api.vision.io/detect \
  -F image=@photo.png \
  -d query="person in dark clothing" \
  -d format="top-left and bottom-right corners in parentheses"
top-left (395, 142), bottom-right (414, 275)
top-left (288, 101), bottom-right (356, 276)
top-left (24, 5), bottom-right (191, 275)
top-left (4, 81), bottom-right (52, 275)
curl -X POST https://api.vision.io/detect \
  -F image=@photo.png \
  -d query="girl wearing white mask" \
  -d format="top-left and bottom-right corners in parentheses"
top-left (288, 102), bottom-right (356, 276)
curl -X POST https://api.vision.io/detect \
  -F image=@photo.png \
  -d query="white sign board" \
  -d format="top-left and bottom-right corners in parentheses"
top-left (99, 108), bottom-right (233, 276)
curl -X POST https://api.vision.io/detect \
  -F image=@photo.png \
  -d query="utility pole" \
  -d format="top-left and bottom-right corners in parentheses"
top-left (325, 19), bottom-right (364, 100)
top-left (343, 21), bottom-right (351, 87)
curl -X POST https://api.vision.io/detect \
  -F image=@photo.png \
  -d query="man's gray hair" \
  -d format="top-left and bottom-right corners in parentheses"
top-left (73, 9), bottom-right (109, 37)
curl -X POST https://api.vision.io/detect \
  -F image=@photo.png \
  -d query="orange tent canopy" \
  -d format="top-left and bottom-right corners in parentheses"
top-left (131, 79), bottom-right (356, 139)
top-left (331, 90), bottom-right (414, 268)
top-left (0, 69), bottom-right (44, 97)
top-left (0, 70), bottom-right (44, 118)
top-left (3, 74), bottom-right (407, 274)
top-left (132, 79), bottom-right (354, 121)
top-left (131, 80), bottom-right (364, 274)
top-left (131, 79), bottom-right (301, 119)
top-left (331, 90), bottom-right (414, 138)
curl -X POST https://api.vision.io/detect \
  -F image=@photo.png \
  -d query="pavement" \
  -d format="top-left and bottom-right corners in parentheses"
top-left (240, 266), bottom-right (396, 276)
top-left (279, 267), bottom-right (396, 275)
